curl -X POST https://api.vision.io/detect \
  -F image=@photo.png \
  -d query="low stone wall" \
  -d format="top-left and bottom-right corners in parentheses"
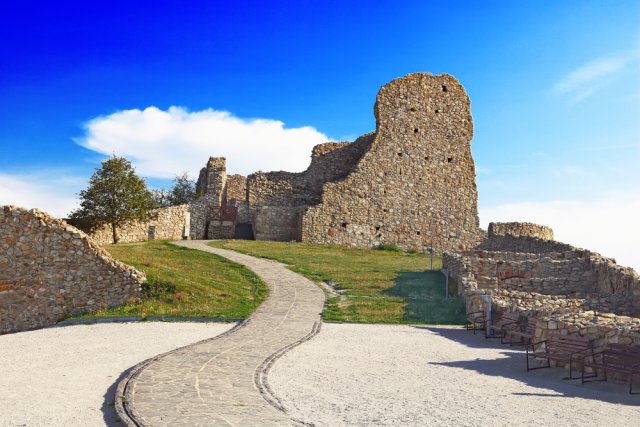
top-left (445, 230), bottom-right (640, 376)
top-left (207, 221), bottom-right (235, 239)
top-left (252, 206), bottom-right (303, 242)
top-left (90, 205), bottom-right (189, 245)
top-left (478, 234), bottom-right (575, 254)
top-left (488, 222), bottom-right (554, 240)
top-left (0, 206), bottom-right (144, 334)
top-left (535, 313), bottom-right (640, 366)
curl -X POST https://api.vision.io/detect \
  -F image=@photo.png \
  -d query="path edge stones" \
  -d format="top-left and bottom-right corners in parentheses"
top-left (114, 242), bottom-right (326, 426)
top-left (114, 318), bottom-right (248, 426)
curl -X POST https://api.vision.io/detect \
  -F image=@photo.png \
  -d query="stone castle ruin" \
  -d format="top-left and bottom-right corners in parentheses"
top-left (0, 206), bottom-right (144, 334)
top-left (4, 71), bottom-right (639, 346)
top-left (175, 73), bottom-right (481, 252)
top-left (90, 73), bottom-right (481, 252)
top-left (445, 221), bottom-right (640, 358)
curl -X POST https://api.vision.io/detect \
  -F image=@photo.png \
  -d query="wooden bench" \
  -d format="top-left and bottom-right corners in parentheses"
top-left (582, 344), bottom-right (640, 394)
top-left (465, 310), bottom-right (486, 335)
top-left (486, 312), bottom-right (521, 342)
top-left (526, 333), bottom-right (593, 379)
top-left (504, 316), bottom-right (537, 346)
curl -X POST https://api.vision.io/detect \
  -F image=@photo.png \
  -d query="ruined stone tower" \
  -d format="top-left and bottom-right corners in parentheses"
top-left (191, 73), bottom-right (482, 251)
top-left (302, 73), bottom-right (480, 251)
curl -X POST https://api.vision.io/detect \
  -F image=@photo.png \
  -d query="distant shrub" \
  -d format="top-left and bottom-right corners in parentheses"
top-left (377, 242), bottom-right (402, 252)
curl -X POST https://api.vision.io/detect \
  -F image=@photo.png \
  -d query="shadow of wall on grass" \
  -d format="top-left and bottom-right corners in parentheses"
top-left (384, 271), bottom-right (466, 324)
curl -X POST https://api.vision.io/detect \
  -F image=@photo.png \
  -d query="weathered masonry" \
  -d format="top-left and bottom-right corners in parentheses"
top-left (0, 206), bottom-right (144, 334)
top-left (445, 221), bottom-right (640, 364)
top-left (190, 73), bottom-right (481, 252)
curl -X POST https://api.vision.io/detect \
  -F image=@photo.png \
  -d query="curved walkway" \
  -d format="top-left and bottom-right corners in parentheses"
top-left (117, 241), bottom-right (325, 426)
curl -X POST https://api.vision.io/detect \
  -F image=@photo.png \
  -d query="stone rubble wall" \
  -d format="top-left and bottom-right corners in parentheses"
top-left (246, 134), bottom-right (373, 211)
top-left (252, 206), bottom-right (303, 242)
top-left (488, 222), bottom-right (554, 240)
top-left (206, 221), bottom-right (235, 239)
top-left (478, 234), bottom-right (575, 254)
top-left (196, 157), bottom-right (227, 206)
top-left (247, 171), bottom-right (309, 207)
top-left (90, 204), bottom-right (189, 245)
top-left (444, 228), bottom-right (640, 374)
top-left (0, 206), bottom-right (144, 334)
top-left (188, 200), bottom-right (208, 240)
top-left (190, 74), bottom-right (482, 250)
top-left (226, 174), bottom-right (247, 202)
top-left (301, 73), bottom-right (481, 252)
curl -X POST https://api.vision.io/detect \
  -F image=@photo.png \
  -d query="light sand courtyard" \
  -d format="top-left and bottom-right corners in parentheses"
top-left (269, 323), bottom-right (640, 426)
top-left (0, 322), bottom-right (234, 427)
top-left (1, 321), bottom-right (638, 426)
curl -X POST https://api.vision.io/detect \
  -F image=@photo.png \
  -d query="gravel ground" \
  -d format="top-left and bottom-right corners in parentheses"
top-left (269, 323), bottom-right (640, 426)
top-left (0, 322), bottom-right (234, 427)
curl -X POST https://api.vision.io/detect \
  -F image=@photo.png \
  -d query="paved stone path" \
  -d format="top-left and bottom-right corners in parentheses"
top-left (117, 241), bottom-right (325, 426)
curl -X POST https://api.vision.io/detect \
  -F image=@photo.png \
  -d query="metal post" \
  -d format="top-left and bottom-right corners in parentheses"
top-left (481, 294), bottom-right (492, 326)
top-left (442, 268), bottom-right (449, 299)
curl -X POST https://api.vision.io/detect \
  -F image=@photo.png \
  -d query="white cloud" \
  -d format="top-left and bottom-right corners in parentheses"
top-left (0, 172), bottom-right (83, 218)
top-left (553, 50), bottom-right (639, 103)
top-left (77, 106), bottom-right (331, 179)
top-left (480, 190), bottom-right (640, 272)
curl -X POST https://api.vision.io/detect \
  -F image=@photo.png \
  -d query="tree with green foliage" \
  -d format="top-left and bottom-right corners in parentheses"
top-left (69, 155), bottom-right (156, 243)
top-left (167, 172), bottom-right (197, 205)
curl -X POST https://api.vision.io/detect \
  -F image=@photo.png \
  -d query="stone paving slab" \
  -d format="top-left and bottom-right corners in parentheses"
top-left (117, 241), bottom-right (325, 426)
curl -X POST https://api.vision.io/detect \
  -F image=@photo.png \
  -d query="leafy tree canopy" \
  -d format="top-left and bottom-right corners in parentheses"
top-left (68, 155), bottom-right (156, 243)
top-left (152, 172), bottom-right (197, 208)
top-left (167, 172), bottom-right (197, 206)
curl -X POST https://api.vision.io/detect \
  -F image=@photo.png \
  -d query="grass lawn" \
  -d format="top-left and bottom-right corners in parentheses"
top-left (209, 240), bottom-right (465, 324)
top-left (85, 240), bottom-right (267, 319)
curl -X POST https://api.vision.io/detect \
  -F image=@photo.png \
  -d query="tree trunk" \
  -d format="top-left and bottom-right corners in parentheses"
top-left (111, 223), bottom-right (119, 244)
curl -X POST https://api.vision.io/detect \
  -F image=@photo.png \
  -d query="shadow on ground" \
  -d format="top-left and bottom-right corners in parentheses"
top-left (102, 369), bottom-right (129, 426)
top-left (414, 325), bottom-right (640, 406)
top-left (384, 271), bottom-right (466, 324)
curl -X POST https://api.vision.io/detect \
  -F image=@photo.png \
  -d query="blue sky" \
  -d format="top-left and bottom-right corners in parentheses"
top-left (1, 1), bottom-right (639, 268)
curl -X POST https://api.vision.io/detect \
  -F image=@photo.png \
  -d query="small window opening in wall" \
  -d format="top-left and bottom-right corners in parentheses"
top-left (414, 128), bottom-right (419, 133)
top-left (341, 222), bottom-right (348, 228)
top-left (375, 226), bottom-right (381, 231)
top-left (441, 85), bottom-right (448, 92)
top-left (424, 156), bottom-right (429, 160)
top-left (416, 231), bottom-right (421, 236)
top-left (410, 106), bottom-right (417, 112)
top-left (447, 157), bottom-right (453, 163)
top-left (397, 152), bottom-right (403, 157)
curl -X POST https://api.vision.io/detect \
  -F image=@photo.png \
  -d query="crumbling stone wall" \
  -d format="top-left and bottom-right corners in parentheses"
top-left (196, 157), bottom-right (227, 206)
top-left (185, 74), bottom-right (481, 249)
top-left (479, 222), bottom-right (573, 253)
top-left (444, 224), bottom-right (640, 371)
top-left (0, 206), bottom-right (144, 334)
top-left (301, 73), bottom-right (481, 252)
top-left (90, 204), bottom-right (190, 245)
top-left (489, 222), bottom-right (554, 240)
top-left (251, 206), bottom-right (303, 242)
top-left (226, 174), bottom-right (247, 202)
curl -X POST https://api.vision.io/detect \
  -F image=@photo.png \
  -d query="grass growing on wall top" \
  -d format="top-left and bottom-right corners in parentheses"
top-left (82, 241), bottom-right (267, 319)
top-left (208, 240), bottom-right (465, 324)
